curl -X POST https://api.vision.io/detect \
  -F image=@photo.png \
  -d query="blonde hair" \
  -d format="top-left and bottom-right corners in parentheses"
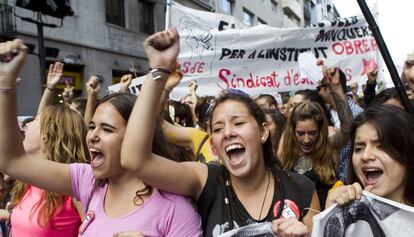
top-left (10, 105), bottom-right (88, 228)
top-left (280, 101), bottom-right (336, 185)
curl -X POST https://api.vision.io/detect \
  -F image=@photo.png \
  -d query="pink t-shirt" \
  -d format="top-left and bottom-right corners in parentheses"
top-left (10, 185), bottom-right (81, 237)
top-left (70, 163), bottom-right (202, 237)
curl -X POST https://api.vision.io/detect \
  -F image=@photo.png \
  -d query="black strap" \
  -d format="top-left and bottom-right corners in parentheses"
top-left (195, 134), bottom-right (210, 162)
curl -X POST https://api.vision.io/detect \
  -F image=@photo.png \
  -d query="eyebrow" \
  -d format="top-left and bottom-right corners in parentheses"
top-left (212, 114), bottom-right (246, 126)
top-left (296, 129), bottom-right (318, 133)
top-left (89, 121), bottom-right (118, 130)
top-left (101, 122), bottom-right (117, 130)
top-left (354, 139), bottom-right (380, 146)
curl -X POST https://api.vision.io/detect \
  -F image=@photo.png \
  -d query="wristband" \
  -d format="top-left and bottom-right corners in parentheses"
top-left (149, 68), bottom-right (171, 81)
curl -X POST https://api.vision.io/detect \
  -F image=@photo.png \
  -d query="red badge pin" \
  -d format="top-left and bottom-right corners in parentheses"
top-left (273, 199), bottom-right (300, 219)
top-left (79, 210), bottom-right (95, 234)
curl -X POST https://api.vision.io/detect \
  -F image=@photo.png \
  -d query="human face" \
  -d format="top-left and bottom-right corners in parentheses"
top-left (279, 103), bottom-right (288, 117)
top-left (86, 102), bottom-right (126, 179)
top-left (23, 115), bottom-right (41, 154)
top-left (211, 100), bottom-right (268, 178)
top-left (256, 97), bottom-right (271, 110)
top-left (352, 123), bottom-right (407, 203)
top-left (287, 94), bottom-right (305, 113)
top-left (295, 119), bottom-right (319, 155)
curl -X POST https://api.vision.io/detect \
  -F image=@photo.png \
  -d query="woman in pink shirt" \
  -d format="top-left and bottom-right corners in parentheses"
top-left (0, 37), bottom-right (202, 236)
top-left (8, 105), bottom-right (87, 237)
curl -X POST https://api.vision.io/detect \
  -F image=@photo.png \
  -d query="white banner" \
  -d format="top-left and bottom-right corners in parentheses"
top-left (109, 1), bottom-right (382, 99)
top-left (312, 191), bottom-right (414, 237)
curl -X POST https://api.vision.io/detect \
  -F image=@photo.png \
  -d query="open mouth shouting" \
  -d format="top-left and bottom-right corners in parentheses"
top-left (225, 143), bottom-right (246, 167)
top-left (361, 167), bottom-right (383, 186)
top-left (90, 148), bottom-right (105, 168)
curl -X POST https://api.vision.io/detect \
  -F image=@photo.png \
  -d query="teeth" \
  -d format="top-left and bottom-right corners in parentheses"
top-left (89, 148), bottom-right (101, 153)
top-left (364, 168), bottom-right (382, 172)
top-left (225, 144), bottom-right (244, 152)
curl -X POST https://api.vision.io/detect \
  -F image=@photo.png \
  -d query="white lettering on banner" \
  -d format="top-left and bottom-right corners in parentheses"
top-left (108, 1), bottom-right (382, 99)
top-left (312, 192), bottom-right (414, 237)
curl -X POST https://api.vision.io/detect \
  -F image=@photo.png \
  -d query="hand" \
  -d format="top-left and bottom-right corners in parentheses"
top-left (272, 218), bottom-right (308, 237)
top-left (0, 39), bottom-right (28, 88)
top-left (165, 64), bottom-right (183, 92)
top-left (367, 66), bottom-right (378, 83)
top-left (62, 82), bottom-right (74, 104)
top-left (120, 74), bottom-right (133, 92)
top-left (143, 28), bottom-right (180, 72)
top-left (325, 182), bottom-right (372, 209)
top-left (113, 231), bottom-right (144, 237)
top-left (47, 62), bottom-right (64, 88)
top-left (188, 80), bottom-right (198, 92)
top-left (322, 67), bottom-right (342, 92)
top-left (86, 75), bottom-right (100, 96)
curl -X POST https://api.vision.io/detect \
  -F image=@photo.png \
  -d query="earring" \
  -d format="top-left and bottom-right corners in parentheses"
top-left (261, 137), bottom-right (265, 143)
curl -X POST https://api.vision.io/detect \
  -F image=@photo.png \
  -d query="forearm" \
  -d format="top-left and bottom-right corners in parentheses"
top-left (363, 82), bottom-right (376, 107)
top-left (122, 73), bottom-right (167, 170)
top-left (0, 90), bottom-right (25, 171)
top-left (37, 87), bottom-right (55, 114)
top-left (158, 88), bottom-right (170, 118)
top-left (330, 89), bottom-right (353, 149)
top-left (84, 93), bottom-right (98, 125)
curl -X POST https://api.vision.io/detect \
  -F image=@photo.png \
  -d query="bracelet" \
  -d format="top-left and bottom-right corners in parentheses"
top-left (0, 86), bottom-right (16, 92)
top-left (149, 67), bottom-right (172, 75)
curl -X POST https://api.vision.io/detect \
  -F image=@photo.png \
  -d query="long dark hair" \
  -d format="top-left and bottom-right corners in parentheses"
top-left (209, 93), bottom-right (286, 228)
top-left (369, 88), bottom-right (401, 107)
top-left (346, 105), bottom-right (414, 205)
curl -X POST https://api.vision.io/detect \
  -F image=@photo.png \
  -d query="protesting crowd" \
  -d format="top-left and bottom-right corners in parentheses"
top-left (0, 13), bottom-right (414, 237)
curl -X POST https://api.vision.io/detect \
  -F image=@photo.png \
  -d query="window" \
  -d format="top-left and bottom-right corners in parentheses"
top-left (218, 0), bottom-right (232, 14)
top-left (105, 0), bottom-right (125, 27)
top-left (242, 9), bottom-right (254, 26)
top-left (258, 18), bottom-right (267, 25)
top-left (139, 0), bottom-right (154, 34)
top-left (271, 0), bottom-right (278, 12)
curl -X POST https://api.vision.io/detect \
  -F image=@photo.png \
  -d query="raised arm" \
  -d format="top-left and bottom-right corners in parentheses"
top-left (186, 80), bottom-right (199, 125)
top-left (363, 66), bottom-right (377, 107)
top-left (84, 75), bottom-right (100, 125)
top-left (0, 39), bottom-right (73, 196)
top-left (37, 62), bottom-right (64, 114)
top-left (119, 74), bottom-right (133, 93)
top-left (325, 68), bottom-right (353, 154)
top-left (121, 29), bottom-right (207, 200)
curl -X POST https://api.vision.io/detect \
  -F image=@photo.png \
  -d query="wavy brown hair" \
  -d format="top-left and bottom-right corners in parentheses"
top-left (9, 105), bottom-right (88, 228)
top-left (280, 101), bottom-right (336, 185)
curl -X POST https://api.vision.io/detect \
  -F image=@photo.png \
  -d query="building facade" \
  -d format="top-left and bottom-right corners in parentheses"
top-left (0, 0), bottom-right (338, 115)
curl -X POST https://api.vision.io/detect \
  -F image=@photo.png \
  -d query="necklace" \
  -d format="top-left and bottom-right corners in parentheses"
top-left (258, 170), bottom-right (271, 220)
